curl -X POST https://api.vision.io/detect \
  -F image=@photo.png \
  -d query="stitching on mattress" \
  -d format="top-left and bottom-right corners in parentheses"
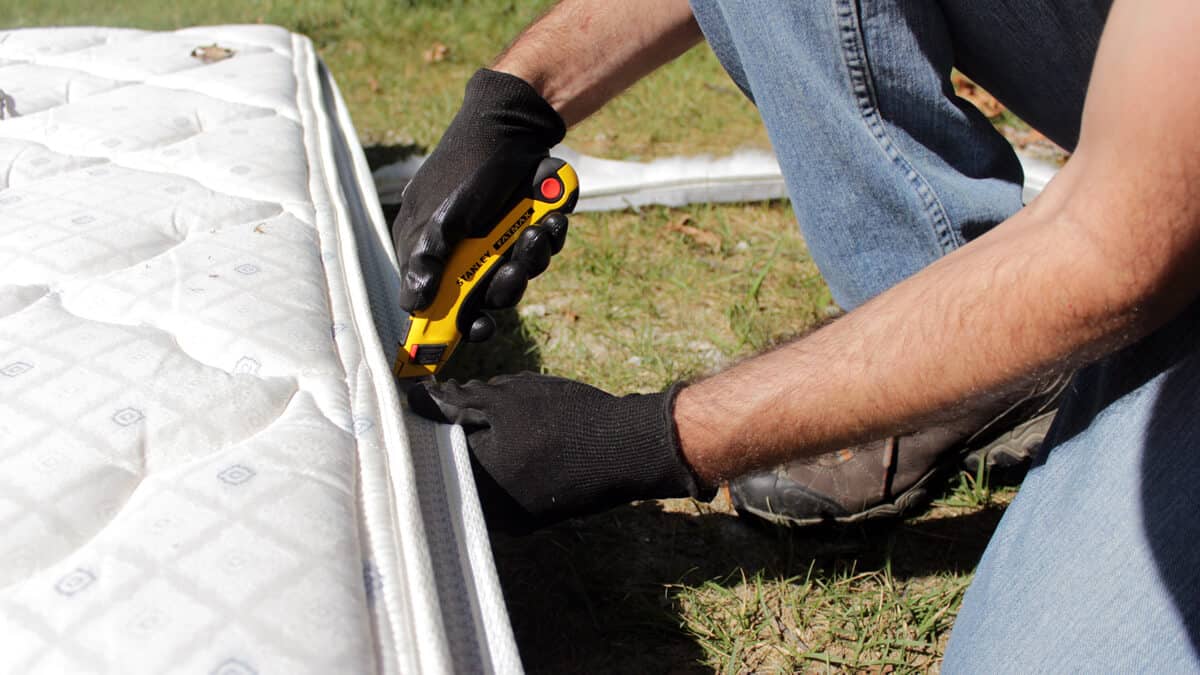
top-left (316, 83), bottom-right (499, 669)
top-left (288, 37), bottom-right (356, 481)
top-left (0, 61), bottom-right (136, 82)
top-left (320, 46), bottom-right (522, 674)
top-left (0, 155), bottom-right (293, 269)
top-left (0, 30), bottom-right (270, 79)
top-left (0, 71), bottom-right (313, 160)
top-left (288, 33), bottom-right (413, 674)
top-left (0, 33), bottom-right (304, 122)
top-left (40, 237), bottom-right (354, 385)
top-left (328, 132), bottom-right (424, 673)
top-left (0, 35), bottom-right (111, 61)
top-left (0, 144), bottom-right (20, 186)
top-left (0, 330), bottom-right (302, 598)
top-left (19, 462), bottom-right (355, 669)
top-left (0, 55), bottom-right (206, 84)
top-left (0, 140), bottom-right (299, 212)
top-left (1, 93), bottom-right (285, 144)
top-left (0, 301), bottom-right (301, 456)
top-left (0, 28), bottom-right (431, 673)
top-left (0, 50), bottom-right (294, 120)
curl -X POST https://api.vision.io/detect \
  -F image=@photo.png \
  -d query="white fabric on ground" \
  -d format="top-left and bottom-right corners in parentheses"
top-left (373, 146), bottom-right (1058, 212)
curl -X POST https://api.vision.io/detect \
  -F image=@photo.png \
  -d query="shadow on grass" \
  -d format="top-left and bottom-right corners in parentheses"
top-left (492, 500), bottom-right (1007, 674)
top-left (363, 141), bottom-right (425, 172)
top-left (436, 308), bottom-right (543, 380)
top-left (364, 142), bottom-right (423, 228)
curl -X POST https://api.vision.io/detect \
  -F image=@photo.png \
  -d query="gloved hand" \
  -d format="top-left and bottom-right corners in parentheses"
top-left (406, 373), bottom-right (713, 532)
top-left (392, 68), bottom-right (569, 342)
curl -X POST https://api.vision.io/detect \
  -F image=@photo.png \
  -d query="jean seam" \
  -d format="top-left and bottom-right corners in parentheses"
top-left (702, 0), bottom-right (755, 103)
top-left (833, 0), bottom-right (962, 254)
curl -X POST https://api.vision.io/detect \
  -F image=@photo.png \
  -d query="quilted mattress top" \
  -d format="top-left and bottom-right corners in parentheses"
top-left (0, 25), bottom-right (515, 674)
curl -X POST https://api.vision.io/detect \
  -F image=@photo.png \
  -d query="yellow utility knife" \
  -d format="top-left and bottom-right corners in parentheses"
top-left (395, 157), bottom-right (579, 379)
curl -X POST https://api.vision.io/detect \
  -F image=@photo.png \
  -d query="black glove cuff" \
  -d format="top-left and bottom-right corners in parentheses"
top-left (571, 383), bottom-right (716, 509)
top-left (463, 68), bottom-right (567, 148)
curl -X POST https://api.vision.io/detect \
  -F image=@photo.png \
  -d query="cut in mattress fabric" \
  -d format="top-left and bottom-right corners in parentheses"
top-left (0, 26), bottom-right (518, 674)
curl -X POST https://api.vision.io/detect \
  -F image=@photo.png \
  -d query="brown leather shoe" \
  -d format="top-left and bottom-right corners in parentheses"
top-left (729, 378), bottom-right (1066, 527)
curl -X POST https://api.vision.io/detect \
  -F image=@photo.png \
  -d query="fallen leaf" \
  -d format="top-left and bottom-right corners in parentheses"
top-left (191, 44), bottom-right (235, 64)
top-left (664, 214), bottom-right (721, 253)
top-left (254, 223), bottom-right (267, 234)
top-left (1001, 125), bottom-right (1048, 148)
top-left (423, 42), bottom-right (449, 64)
top-left (562, 310), bottom-right (580, 323)
top-left (997, 123), bottom-right (1070, 164)
top-left (951, 71), bottom-right (1005, 118)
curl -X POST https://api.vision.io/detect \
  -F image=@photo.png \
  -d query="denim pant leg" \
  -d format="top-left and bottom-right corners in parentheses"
top-left (688, 0), bottom-right (1104, 310)
top-left (687, 1), bottom-right (1200, 668)
top-left (689, 0), bottom-right (1020, 309)
top-left (944, 302), bottom-right (1200, 671)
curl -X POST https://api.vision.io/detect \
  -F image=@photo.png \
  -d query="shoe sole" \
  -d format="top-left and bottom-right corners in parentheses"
top-left (962, 408), bottom-right (1057, 474)
top-left (733, 461), bottom-right (947, 527)
top-left (732, 409), bottom-right (1058, 527)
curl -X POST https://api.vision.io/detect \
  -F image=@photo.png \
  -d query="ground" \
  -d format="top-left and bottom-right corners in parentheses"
top-left (3, 2), bottom-right (1063, 671)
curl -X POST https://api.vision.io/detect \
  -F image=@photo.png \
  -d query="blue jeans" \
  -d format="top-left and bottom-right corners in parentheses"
top-left (690, 0), bottom-right (1200, 670)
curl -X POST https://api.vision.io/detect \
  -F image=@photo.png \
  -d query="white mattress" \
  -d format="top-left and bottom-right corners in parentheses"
top-left (0, 25), bottom-right (518, 674)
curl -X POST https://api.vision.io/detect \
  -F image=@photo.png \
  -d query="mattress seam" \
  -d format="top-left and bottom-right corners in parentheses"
top-left (291, 34), bottom-right (450, 675)
top-left (287, 35), bottom-right (402, 672)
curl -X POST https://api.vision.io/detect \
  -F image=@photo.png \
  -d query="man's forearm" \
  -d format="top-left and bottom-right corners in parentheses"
top-left (676, 192), bottom-right (1141, 483)
top-left (493, 0), bottom-right (702, 125)
top-left (675, 0), bottom-right (1200, 485)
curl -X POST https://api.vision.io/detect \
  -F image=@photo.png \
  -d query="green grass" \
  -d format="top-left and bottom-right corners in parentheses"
top-left (447, 201), bottom-right (833, 392)
top-left (489, 485), bottom-right (1009, 673)
top-left (676, 567), bottom-right (969, 673)
top-left (3, 4), bottom-right (1028, 672)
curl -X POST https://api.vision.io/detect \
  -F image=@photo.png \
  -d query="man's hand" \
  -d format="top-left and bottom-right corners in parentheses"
top-left (391, 0), bottom-right (700, 339)
top-left (392, 69), bottom-right (567, 341)
top-left (406, 373), bottom-right (710, 531)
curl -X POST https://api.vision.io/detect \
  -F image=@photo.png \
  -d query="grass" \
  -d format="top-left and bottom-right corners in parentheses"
top-left (488, 487), bottom-right (1013, 673)
top-left (447, 201), bottom-right (833, 393)
top-left (3, 3), bottom-right (1035, 672)
top-left (676, 567), bottom-right (969, 673)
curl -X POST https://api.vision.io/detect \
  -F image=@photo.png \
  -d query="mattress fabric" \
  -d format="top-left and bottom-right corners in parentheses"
top-left (0, 26), bottom-right (518, 674)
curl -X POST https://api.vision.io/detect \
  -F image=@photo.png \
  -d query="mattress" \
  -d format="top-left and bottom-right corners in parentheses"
top-left (0, 25), bottom-right (518, 674)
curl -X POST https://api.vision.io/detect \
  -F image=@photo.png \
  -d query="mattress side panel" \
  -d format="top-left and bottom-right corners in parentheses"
top-left (314, 58), bottom-right (525, 675)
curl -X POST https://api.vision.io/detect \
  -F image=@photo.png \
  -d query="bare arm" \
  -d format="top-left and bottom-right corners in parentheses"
top-left (493, 0), bottom-right (702, 125)
top-left (675, 0), bottom-right (1200, 484)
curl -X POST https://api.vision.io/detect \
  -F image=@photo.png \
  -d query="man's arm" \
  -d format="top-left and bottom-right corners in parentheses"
top-left (392, 0), bottom-right (698, 316)
top-left (493, 0), bottom-right (702, 125)
top-left (675, 0), bottom-right (1200, 483)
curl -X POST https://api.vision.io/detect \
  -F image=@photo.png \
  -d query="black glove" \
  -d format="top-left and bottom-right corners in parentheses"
top-left (407, 373), bottom-right (713, 532)
top-left (392, 68), bottom-right (568, 342)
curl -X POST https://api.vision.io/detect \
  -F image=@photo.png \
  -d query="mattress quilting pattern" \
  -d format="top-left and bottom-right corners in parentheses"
top-left (0, 25), bottom-right (482, 674)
